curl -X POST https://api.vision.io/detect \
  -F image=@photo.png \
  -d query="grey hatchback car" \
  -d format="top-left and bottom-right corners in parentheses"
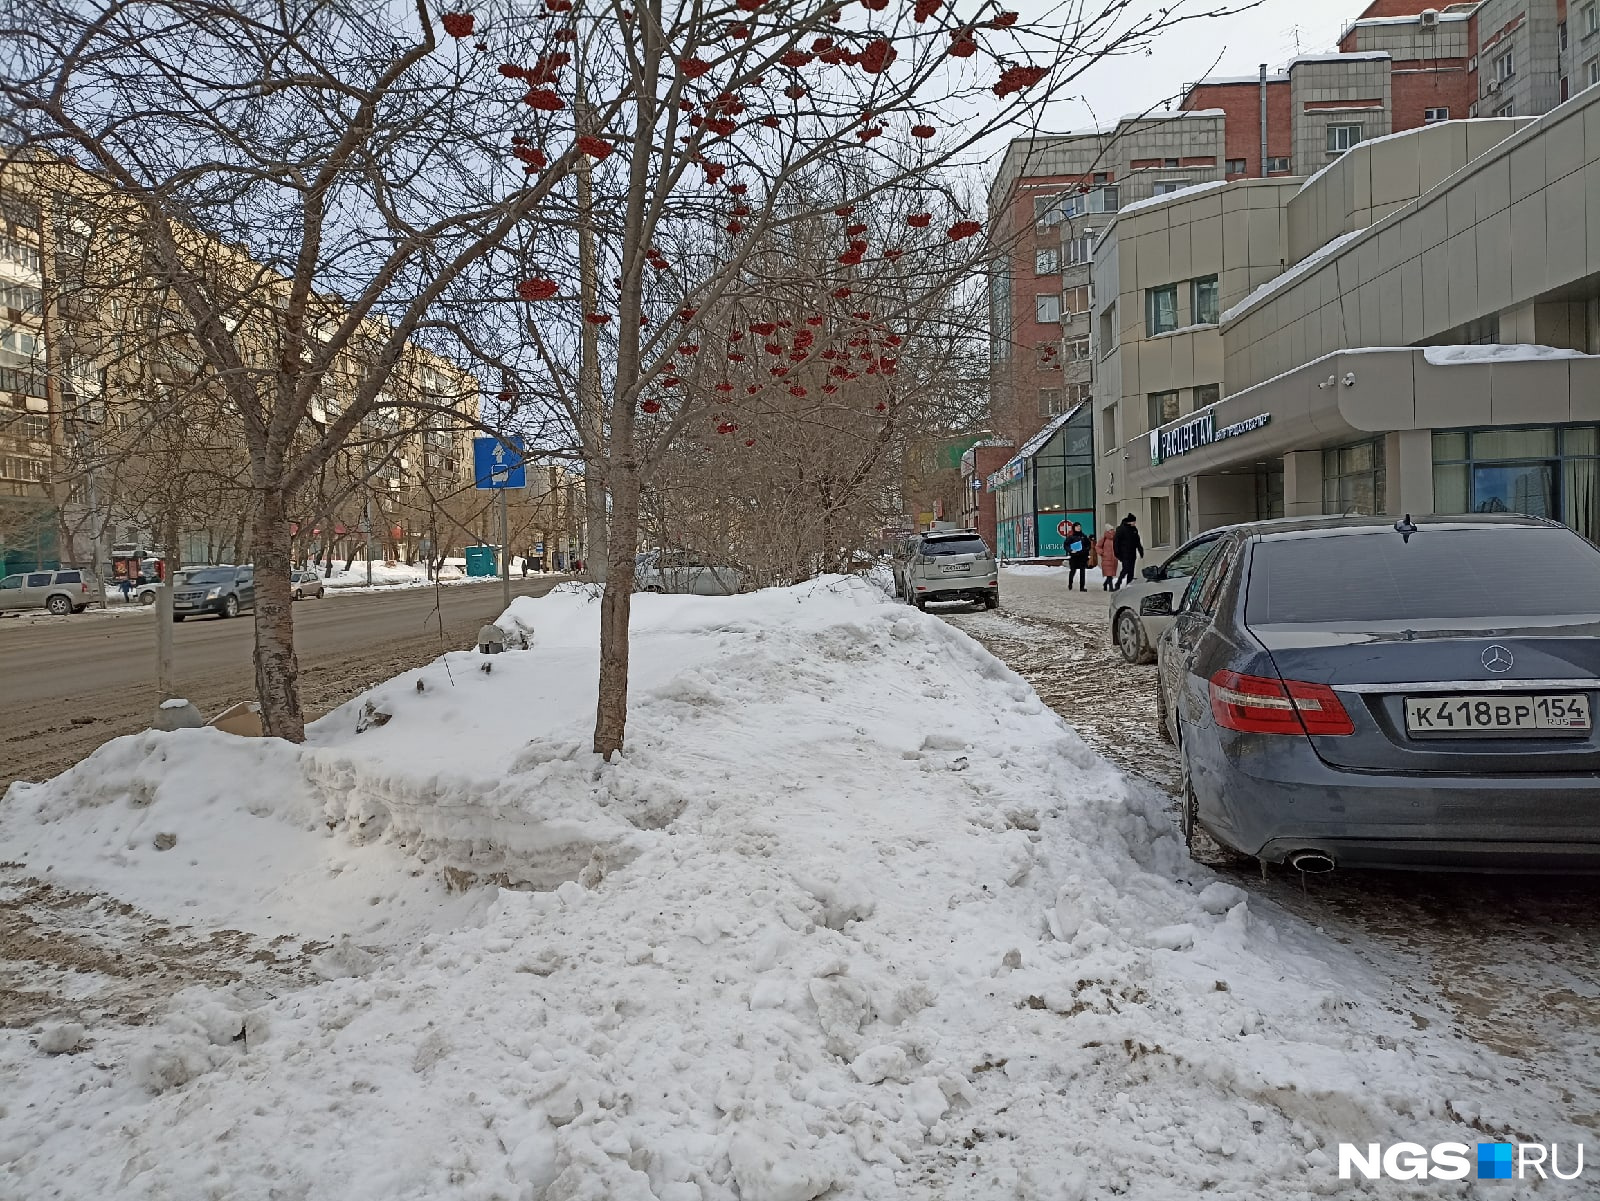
top-left (1155, 514), bottom-right (1600, 872)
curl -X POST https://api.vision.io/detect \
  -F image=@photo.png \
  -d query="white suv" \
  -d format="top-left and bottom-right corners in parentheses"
top-left (905, 531), bottom-right (998, 610)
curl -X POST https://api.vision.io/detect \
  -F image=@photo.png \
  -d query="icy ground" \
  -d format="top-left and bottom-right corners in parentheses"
top-left (1, 578), bottom-right (1594, 1199)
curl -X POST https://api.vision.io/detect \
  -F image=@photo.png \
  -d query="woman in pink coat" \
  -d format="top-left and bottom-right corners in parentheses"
top-left (1097, 527), bottom-right (1118, 590)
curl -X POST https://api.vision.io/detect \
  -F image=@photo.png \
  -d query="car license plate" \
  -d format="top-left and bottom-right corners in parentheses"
top-left (939, 562), bottom-right (968, 574)
top-left (1404, 693), bottom-right (1591, 737)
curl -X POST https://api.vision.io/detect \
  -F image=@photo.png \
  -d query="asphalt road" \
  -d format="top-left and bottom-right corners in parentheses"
top-left (0, 577), bottom-right (566, 791)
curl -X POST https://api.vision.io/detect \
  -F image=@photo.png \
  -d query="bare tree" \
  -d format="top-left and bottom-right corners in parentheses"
top-left (481, 0), bottom-right (1242, 757)
top-left (2, 0), bottom-right (592, 739)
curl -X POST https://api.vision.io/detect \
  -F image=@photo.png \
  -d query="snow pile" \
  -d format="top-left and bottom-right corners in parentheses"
top-left (319, 561), bottom-right (483, 590)
top-left (1117, 178), bottom-right (1230, 217)
top-left (0, 579), bottom-right (1567, 1199)
top-left (1219, 228), bottom-right (1367, 326)
top-left (1423, 343), bottom-right (1594, 366)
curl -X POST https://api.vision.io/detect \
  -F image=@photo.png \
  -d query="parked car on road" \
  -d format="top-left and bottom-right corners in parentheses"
top-left (1153, 514), bottom-right (1600, 872)
top-left (636, 551), bottom-right (744, 595)
top-left (173, 565), bottom-right (254, 621)
top-left (1108, 531), bottom-right (1230, 664)
top-left (904, 530), bottom-right (997, 610)
top-left (0, 569), bottom-right (102, 615)
top-left (291, 569), bottom-right (325, 600)
top-left (889, 533), bottom-right (922, 598)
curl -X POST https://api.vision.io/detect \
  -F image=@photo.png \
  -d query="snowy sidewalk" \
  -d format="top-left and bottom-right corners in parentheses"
top-left (0, 579), bottom-right (1589, 1199)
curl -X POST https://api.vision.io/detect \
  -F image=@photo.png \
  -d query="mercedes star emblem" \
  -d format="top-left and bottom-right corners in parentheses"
top-left (1481, 645), bottom-right (1514, 674)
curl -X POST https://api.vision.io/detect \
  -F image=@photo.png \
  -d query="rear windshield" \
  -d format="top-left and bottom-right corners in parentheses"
top-left (1246, 527), bottom-right (1600, 623)
top-left (920, 537), bottom-right (989, 558)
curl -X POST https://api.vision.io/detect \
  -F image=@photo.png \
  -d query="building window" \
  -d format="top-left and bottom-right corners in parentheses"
top-left (1496, 101), bottom-right (1516, 117)
top-left (1149, 495), bottom-right (1171, 548)
top-left (1225, 158), bottom-right (1247, 174)
top-left (1036, 342), bottom-right (1061, 369)
top-left (1322, 438), bottom-right (1386, 516)
top-left (1495, 49), bottom-right (1515, 80)
top-left (23, 414), bottom-right (48, 440)
top-left (1434, 426), bottom-right (1600, 544)
top-left (0, 281), bottom-right (41, 313)
top-left (1097, 301), bottom-right (1117, 358)
top-left (1588, 58), bottom-right (1600, 87)
top-left (1063, 284), bottom-right (1089, 317)
top-left (1191, 275), bottom-right (1219, 326)
top-left (1036, 293), bottom-right (1062, 323)
top-left (1423, 107), bottom-right (1449, 122)
top-left (1193, 383), bottom-right (1221, 410)
top-left (1147, 390), bottom-right (1181, 431)
top-left (1065, 232), bottom-right (1095, 265)
top-left (0, 235), bottom-right (41, 273)
top-left (1092, 172), bottom-right (1110, 185)
top-left (1326, 123), bottom-right (1363, 154)
top-left (1033, 194), bottom-right (1064, 226)
top-left (1151, 181), bottom-right (1184, 196)
top-left (1039, 388), bottom-right (1063, 418)
top-left (1100, 406), bottom-right (1117, 454)
top-left (1163, 157), bottom-right (1179, 167)
top-left (1266, 156), bottom-right (1291, 173)
top-left (1034, 247), bottom-right (1060, 274)
top-left (1560, 20), bottom-right (1568, 50)
top-left (1067, 336), bottom-right (1090, 360)
top-left (1145, 284), bottom-right (1178, 336)
top-left (1587, 3), bottom-right (1598, 36)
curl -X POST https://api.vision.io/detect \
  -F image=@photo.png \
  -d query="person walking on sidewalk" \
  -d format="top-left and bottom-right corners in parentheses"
top-left (1112, 513), bottom-right (1144, 589)
top-left (1065, 522), bottom-right (1091, 592)
top-left (1097, 526), bottom-right (1118, 591)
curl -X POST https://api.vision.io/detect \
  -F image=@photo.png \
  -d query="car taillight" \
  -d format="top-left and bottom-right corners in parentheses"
top-left (1209, 671), bottom-right (1354, 736)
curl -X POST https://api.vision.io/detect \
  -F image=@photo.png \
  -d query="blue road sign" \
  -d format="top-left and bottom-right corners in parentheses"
top-left (473, 435), bottom-right (527, 489)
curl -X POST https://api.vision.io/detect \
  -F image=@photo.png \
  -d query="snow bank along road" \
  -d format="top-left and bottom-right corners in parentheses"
top-left (2, 577), bottom-right (1596, 1199)
top-left (0, 575), bottom-right (565, 792)
top-left (945, 567), bottom-right (1600, 1143)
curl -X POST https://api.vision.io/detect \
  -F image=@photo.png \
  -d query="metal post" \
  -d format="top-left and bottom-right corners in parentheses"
top-left (1259, 63), bottom-right (1269, 178)
top-left (499, 486), bottom-right (511, 611)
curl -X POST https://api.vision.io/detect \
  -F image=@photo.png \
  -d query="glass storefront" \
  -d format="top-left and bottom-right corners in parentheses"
top-left (1322, 438), bottom-right (1386, 516)
top-left (1433, 425), bottom-right (1600, 543)
top-left (991, 404), bottom-right (1096, 558)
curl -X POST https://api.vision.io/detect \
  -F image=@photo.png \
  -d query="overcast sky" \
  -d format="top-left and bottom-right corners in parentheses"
top-left (977, 0), bottom-right (1360, 152)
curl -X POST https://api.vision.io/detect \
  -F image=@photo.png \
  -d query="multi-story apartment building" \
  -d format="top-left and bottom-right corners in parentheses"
top-left (0, 165), bottom-right (479, 574)
top-left (1099, 81), bottom-right (1600, 546)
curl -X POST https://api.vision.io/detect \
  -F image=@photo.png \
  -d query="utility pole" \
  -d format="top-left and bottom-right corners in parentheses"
top-left (362, 443), bottom-right (373, 586)
top-left (576, 92), bottom-right (608, 582)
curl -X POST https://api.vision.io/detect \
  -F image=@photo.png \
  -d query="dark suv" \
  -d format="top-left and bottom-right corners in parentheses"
top-left (173, 566), bottom-right (254, 621)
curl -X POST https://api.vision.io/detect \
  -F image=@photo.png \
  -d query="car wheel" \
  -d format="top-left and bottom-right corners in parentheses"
top-left (984, 593), bottom-right (998, 610)
top-left (172, 614), bottom-right (185, 622)
top-left (914, 596), bottom-right (927, 611)
top-left (46, 595), bottom-right (71, 616)
top-left (140, 591), bottom-right (156, 606)
top-left (291, 588), bottom-right (301, 601)
top-left (1115, 609), bottom-right (1154, 665)
top-left (223, 594), bottom-right (240, 618)
top-left (1155, 673), bottom-right (1174, 744)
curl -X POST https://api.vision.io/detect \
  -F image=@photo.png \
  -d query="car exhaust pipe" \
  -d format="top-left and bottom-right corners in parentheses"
top-left (1286, 850), bottom-right (1335, 874)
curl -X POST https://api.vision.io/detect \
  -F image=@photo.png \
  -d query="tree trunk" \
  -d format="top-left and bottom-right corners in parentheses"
top-left (251, 487), bottom-right (305, 741)
top-left (593, 456), bottom-right (640, 759)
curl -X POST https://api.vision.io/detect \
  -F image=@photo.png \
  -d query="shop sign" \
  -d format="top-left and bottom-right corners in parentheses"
top-left (986, 458), bottom-right (1024, 492)
top-left (1149, 410), bottom-right (1271, 465)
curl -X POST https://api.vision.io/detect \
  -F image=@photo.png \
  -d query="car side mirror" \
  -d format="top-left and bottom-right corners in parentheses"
top-left (1140, 594), bottom-right (1173, 617)
top-left (1142, 566), bottom-right (1164, 581)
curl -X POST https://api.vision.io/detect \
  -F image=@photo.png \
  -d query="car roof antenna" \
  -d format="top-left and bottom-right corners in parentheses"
top-left (1394, 514), bottom-right (1417, 543)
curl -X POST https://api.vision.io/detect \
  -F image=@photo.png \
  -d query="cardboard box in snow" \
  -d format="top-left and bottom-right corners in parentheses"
top-left (208, 701), bottom-right (264, 737)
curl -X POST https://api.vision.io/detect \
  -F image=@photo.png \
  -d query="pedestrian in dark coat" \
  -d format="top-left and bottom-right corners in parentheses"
top-left (1065, 522), bottom-right (1091, 592)
top-left (1112, 513), bottom-right (1143, 589)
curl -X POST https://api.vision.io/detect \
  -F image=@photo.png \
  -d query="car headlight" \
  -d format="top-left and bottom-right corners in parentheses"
top-left (207, 587), bottom-right (222, 599)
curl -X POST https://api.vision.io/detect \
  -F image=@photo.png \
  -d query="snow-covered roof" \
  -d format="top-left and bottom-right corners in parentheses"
top-left (1423, 344), bottom-right (1596, 365)
top-left (1219, 228), bottom-right (1368, 325)
top-left (1118, 108), bottom-right (1226, 122)
top-left (1289, 51), bottom-right (1391, 66)
top-left (1350, 11), bottom-right (1470, 25)
top-left (1187, 74), bottom-right (1290, 87)
top-left (1118, 179), bottom-right (1230, 216)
